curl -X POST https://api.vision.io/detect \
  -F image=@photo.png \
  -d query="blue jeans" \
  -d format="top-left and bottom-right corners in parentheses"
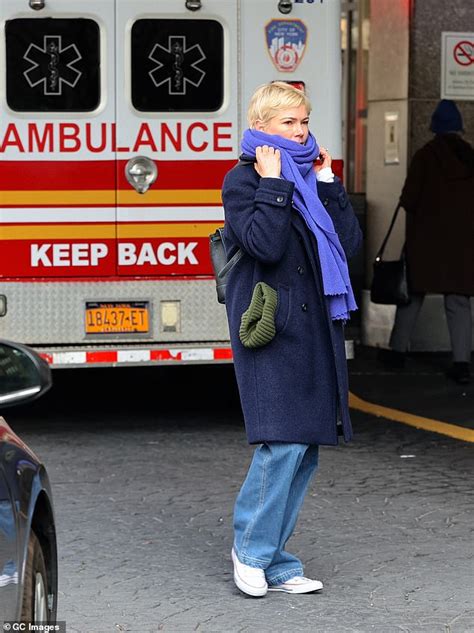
top-left (233, 442), bottom-right (319, 586)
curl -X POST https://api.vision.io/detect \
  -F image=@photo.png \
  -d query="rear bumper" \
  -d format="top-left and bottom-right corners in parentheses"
top-left (37, 339), bottom-right (354, 368)
top-left (37, 342), bottom-right (234, 368)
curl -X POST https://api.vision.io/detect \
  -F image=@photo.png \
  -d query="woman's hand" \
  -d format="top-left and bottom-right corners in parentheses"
top-left (254, 145), bottom-right (281, 178)
top-left (314, 146), bottom-right (332, 173)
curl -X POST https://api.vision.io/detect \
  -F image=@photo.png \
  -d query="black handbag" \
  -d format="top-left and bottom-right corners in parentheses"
top-left (209, 227), bottom-right (243, 304)
top-left (370, 203), bottom-right (410, 306)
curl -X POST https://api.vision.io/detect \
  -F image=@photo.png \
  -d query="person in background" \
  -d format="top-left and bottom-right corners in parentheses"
top-left (221, 82), bottom-right (362, 597)
top-left (380, 100), bottom-right (473, 384)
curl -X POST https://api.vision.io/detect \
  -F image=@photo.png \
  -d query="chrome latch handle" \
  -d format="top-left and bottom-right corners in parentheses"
top-left (125, 156), bottom-right (158, 194)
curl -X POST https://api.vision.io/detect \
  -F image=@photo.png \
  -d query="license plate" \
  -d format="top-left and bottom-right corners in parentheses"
top-left (85, 301), bottom-right (150, 334)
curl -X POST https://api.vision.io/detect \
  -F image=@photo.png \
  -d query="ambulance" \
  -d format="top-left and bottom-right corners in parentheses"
top-left (0, 0), bottom-right (344, 368)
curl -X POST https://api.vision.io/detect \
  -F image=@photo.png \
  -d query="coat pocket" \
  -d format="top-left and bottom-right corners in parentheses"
top-left (274, 284), bottom-right (290, 334)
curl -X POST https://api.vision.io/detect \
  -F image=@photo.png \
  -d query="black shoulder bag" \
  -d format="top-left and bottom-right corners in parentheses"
top-left (370, 203), bottom-right (411, 306)
top-left (209, 228), bottom-right (243, 304)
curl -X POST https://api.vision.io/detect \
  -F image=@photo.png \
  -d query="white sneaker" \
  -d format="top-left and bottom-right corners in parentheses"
top-left (231, 548), bottom-right (268, 597)
top-left (268, 576), bottom-right (323, 594)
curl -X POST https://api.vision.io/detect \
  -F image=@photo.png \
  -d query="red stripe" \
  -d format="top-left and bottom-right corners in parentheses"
top-left (116, 202), bottom-right (222, 209)
top-left (86, 351), bottom-right (117, 363)
top-left (0, 203), bottom-right (223, 209)
top-left (40, 348), bottom-right (232, 365)
top-left (1, 204), bottom-right (117, 209)
top-left (1, 161), bottom-right (115, 190)
top-left (0, 221), bottom-right (115, 227)
top-left (116, 203), bottom-right (223, 208)
top-left (150, 349), bottom-right (180, 361)
top-left (0, 160), bottom-right (236, 190)
top-left (116, 160), bottom-right (235, 189)
top-left (0, 220), bottom-right (217, 227)
top-left (214, 348), bottom-right (233, 360)
top-left (0, 275), bottom-right (215, 283)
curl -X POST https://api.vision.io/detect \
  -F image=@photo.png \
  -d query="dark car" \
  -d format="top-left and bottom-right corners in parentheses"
top-left (0, 340), bottom-right (57, 624)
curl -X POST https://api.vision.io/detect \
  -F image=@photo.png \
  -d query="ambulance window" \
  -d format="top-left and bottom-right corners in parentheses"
top-left (5, 18), bottom-right (100, 112)
top-left (131, 19), bottom-right (224, 112)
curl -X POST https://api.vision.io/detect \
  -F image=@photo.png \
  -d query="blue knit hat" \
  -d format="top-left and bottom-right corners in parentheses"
top-left (430, 99), bottom-right (463, 134)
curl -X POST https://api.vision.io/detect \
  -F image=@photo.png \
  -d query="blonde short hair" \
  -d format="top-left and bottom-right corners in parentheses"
top-left (247, 81), bottom-right (312, 128)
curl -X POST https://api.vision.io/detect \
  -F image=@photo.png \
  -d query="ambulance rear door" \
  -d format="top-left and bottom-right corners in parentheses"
top-left (0, 0), bottom-right (116, 279)
top-left (115, 0), bottom-right (239, 277)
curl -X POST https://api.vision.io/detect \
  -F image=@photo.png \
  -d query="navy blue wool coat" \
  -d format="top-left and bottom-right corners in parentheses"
top-left (221, 162), bottom-right (362, 446)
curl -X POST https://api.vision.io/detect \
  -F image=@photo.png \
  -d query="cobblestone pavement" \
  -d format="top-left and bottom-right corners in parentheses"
top-left (7, 365), bottom-right (474, 633)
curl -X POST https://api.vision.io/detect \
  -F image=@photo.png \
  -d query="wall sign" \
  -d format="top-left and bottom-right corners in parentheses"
top-left (441, 32), bottom-right (474, 101)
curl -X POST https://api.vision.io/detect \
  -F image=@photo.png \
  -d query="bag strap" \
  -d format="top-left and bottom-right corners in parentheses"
top-left (218, 248), bottom-right (244, 279)
top-left (215, 227), bottom-right (244, 278)
top-left (375, 203), bottom-right (402, 261)
top-left (214, 162), bottom-right (250, 273)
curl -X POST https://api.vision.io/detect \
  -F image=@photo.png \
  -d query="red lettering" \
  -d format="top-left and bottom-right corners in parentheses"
top-left (132, 123), bottom-right (158, 152)
top-left (28, 123), bottom-right (53, 152)
top-left (187, 122), bottom-right (208, 153)
top-left (0, 124), bottom-right (25, 153)
top-left (213, 122), bottom-right (233, 152)
top-left (86, 122), bottom-right (107, 153)
top-left (111, 122), bottom-right (117, 151)
top-left (59, 123), bottom-right (81, 152)
top-left (161, 123), bottom-right (182, 152)
top-left (111, 123), bottom-right (130, 153)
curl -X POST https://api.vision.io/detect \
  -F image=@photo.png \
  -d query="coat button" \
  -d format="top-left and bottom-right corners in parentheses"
top-left (301, 303), bottom-right (308, 311)
top-left (297, 266), bottom-right (304, 275)
top-left (276, 195), bottom-right (284, 203)
top-left (323, 198), bottom-right (329, 207)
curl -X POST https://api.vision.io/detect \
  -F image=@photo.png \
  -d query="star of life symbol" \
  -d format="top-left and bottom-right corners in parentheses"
top-left (23, 35), bottom-right (82, 96)
top-left (149, 35), bottom-right (206, 95)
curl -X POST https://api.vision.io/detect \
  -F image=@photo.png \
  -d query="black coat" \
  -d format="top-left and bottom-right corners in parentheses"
top-left (221, 162), bottom-right (362, 445)
top-left (401, 133), bottom-right (474, 295)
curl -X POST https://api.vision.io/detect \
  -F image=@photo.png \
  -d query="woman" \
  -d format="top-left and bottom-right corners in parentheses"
top-left (382, 100), bottom-right (473, 384)
top-left (221, 82), bottom-right (362, 597)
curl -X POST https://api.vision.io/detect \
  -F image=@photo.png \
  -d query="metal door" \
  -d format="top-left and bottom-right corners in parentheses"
top-left (0, 0), bottom-right (116, 279)
top-left (115, 0), bottom-right (239, 277)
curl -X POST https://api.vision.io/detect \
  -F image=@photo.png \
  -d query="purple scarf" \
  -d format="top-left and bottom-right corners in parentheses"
top-left (241, 129), bottom-right (357, 321)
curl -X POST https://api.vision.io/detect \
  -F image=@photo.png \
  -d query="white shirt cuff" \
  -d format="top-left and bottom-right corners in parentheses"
top-left (316, 167), bottom-right (335, 183)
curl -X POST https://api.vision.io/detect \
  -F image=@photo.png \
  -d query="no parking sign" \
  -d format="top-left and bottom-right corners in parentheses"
top-left (441, 32), bottom-right (474, 101)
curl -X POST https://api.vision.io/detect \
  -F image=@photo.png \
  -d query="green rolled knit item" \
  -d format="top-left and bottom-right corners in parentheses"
top-left (239, 282), bottom-right (278, 349)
